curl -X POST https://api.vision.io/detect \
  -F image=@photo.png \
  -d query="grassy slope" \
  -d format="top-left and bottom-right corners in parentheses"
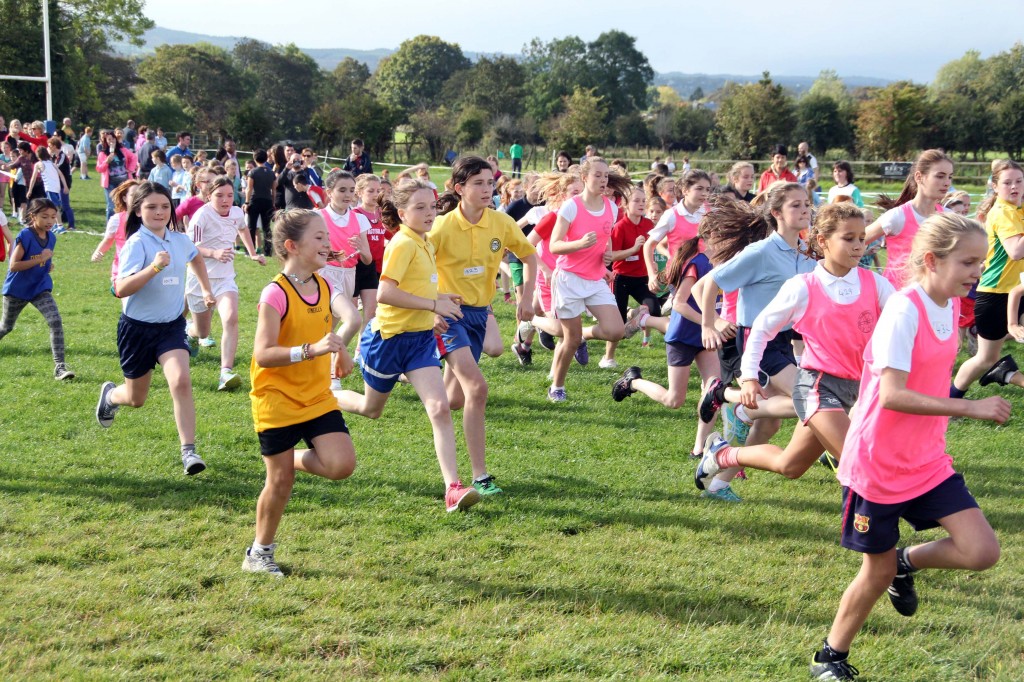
top-left (0, 171), bottom-right (1021, 680)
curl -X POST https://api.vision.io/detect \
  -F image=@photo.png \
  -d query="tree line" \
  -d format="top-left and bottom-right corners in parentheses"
top-left (2, 3), bottom-right (1022, 162)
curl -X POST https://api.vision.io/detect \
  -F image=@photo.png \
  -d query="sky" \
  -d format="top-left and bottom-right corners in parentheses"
top-left (141, 0), bottom-right (1021, 82)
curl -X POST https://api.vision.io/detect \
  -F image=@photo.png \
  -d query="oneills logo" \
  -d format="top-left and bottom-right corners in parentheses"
top-left (853, 514), bottom-right (870, 533)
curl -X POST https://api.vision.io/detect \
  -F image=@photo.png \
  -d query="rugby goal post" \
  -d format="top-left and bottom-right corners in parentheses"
top-left (0, 0), bottom-right (54, 121)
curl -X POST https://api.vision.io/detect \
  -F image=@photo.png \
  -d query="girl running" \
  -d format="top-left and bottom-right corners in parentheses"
top-left (335, 178), bottom-right (480, 512)
top-left (865, 149), bottom-right (952, 290)
top-left (0, 198), bottom-right (74, 380)
top-left (693, 183), bottom-right (817, 501)
top-left (950, 159), bottom-right (1024, 396)
top-left (246, 209), bottom-right (357, 577)
top-left (810, 213), bottom-right (1007, 681)
top-left (430, 156), bottom-right (537, 495)
top-left (695, 203), bottom-right (894, 488)
top-left (95, 182), bottom-right (216, 476)
top-left (547, 158), bottom-right (632, 401)
top-left (184, 176), bottom-right (266, 391)
top-left (26, 147), bottom-right (70, 233)
top-left (353, 174), bottom-right (386, 336)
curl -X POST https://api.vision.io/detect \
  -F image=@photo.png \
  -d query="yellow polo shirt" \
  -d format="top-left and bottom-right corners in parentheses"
top-left (979, 198), bottom-right (1024, 294)
top-left (373, 225), bottom-right (438, 338)
top-left (428, 205), bottom-right (535, 307)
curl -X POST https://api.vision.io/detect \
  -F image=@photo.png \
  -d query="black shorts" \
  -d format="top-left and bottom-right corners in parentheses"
top-left (258, 409), bottom-right (349, 456)
top-left (666, 341), bottom-right (703, 367)
top-left (840, 473), bottom-right (979, 554)
top-left (737, 326), bottom-right (796, 377)
top-left (116, 314), bottom-right (189, 379)
top-left (613, 274), bottom-right (661, 321)
top-left (718, 340), bottom-right (742, 381)
top-left (974, 291), bottom-right (1023, 341)
top-left (355, 260), bottom-right (380, 293)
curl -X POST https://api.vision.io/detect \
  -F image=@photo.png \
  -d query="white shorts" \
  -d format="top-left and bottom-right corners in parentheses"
top-left (552, 269), bottom-right (616, 319)
top-left (319, 265), bottom-right (356, 300)
top-left (186, 275), bottom-right (238, 313)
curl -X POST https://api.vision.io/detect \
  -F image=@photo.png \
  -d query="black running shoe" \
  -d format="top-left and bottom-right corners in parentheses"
top-left (512, 342), bottom-right (532, 366)
top-left (979, 354), bottom-right (1018, 387)
top-left (612, 366), bottom-right (642, 401)
top-left (538, 330), bottom-right (557, 351)
top-left (698, 377), bottom-right (725, 424)
top-left (810, 653), bottom-right (859, 680)
top-left (887, 547), bottom-right (918, 617)
top-left (819, 452), bottom-right (839, 472)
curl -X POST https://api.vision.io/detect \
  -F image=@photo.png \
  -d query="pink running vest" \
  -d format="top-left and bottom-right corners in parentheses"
top-left (320, 208), bottom-right (361, 268)
top-left (838, 289), bottom-right (958, 503)
top-left (665, 206), bottom-right (706, 257)
top-left (793, 268), bottom-right (879, 381)
top-left (556, 195), bottom-right (614, 281)
top-left (111, 212), bottom-right (128, 281)
top-left (883, 203), bottom-right (943, 290)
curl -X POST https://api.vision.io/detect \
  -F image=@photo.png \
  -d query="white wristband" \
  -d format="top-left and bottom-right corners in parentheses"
top-left (290, 346), bottom-right (303, 363)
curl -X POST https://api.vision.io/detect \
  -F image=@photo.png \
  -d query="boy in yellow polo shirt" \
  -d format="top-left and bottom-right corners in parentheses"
top-left (430, 156), bottom-right (537, 496)
top-left (335, 178), bottom-right (481, 512)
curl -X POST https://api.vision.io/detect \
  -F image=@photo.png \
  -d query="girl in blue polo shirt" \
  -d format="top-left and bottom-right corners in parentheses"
top-left (0, 198), bottom-right (74, 380)
top-left (95, 181), bottom-right (217, 476)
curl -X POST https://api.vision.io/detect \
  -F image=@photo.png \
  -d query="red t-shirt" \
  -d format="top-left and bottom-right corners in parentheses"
top-left (611, 215), bottom-right (653, 277)
top-left (531, 211), bottom-right (558, 270)
top-left (757, 168), bottom-right (798, 193)
top-left (353, 206), bottom-right (388, 273)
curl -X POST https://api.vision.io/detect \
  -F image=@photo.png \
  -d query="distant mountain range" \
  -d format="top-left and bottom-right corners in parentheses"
top-left (115, 27), bottom-right (892, 98)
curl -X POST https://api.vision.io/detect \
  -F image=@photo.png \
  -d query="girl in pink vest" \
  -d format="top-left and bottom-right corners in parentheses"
top-left (865, 149), bottom-right (952, 290)
top-left (642, 170), bottom-right (710, 299)
top-left (547, 158), bottom-right (632, 401)
top-left (319, 170), bottom-right (372, 388)
top-left (695, 204), bottom-right (895, 490)
top-left (91, 180), bottom-right (143, 281)
top-left (809, 213), bottom-right (1007, 681)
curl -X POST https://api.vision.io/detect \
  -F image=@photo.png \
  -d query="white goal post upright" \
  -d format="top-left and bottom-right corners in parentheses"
top-left (0, 0), bottom-right (54, 121)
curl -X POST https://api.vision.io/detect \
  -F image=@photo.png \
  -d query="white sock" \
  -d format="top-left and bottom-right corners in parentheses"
top-left (708, 478), bottom-right (730, 493)
top-left (735, 404), bottom-right (752, 424)
top-left (252, 541), bottom-right (274, 554)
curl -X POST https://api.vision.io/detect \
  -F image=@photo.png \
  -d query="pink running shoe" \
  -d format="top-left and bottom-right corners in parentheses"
top-left (445, 481), bottom-right (482, 512)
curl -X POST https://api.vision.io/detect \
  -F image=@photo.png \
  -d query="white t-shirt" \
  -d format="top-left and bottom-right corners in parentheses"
top-left (556, 198), bottom-right (618, 225)
top-left (103, 214), bottom-right (121, 237)
top-left (524, 205), bottom-right (549, 225)
top-left (326, 206), bottom-right (371, 234)
top-left (187, 204), bottom-right (246, 280)
top-left (871, 283), bottom-right (954, 373)
top-left (878, 204), bottom-right (927, 238)
top-left (36, 161), bottom-right (62, 193)
top-left (648, 203), bottom-right (707, 243)
top-left (741, 264), bottom-right (895, 379)
top-left (806, 153), bottom-right (819, 171)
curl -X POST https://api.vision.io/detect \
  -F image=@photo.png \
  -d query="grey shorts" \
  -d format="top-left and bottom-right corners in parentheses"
top-left (791, 368), bottom-right (859, 423)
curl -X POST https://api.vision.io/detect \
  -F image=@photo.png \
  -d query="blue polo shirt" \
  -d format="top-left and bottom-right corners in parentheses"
top-left (2, 228), bottom-right (56, 300)
top-left (711, 231), bottom-right (815, 328)
top-left (118, 226), bottom-right (198, 323)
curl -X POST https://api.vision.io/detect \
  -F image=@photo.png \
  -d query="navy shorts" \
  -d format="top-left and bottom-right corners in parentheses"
top-left (666, 341), bottom-right (704, 368)
top-left (737, 327), bottom-right (796, 377)
top-left (840, 473), bottom-right (979, 554)
top-left (354, 260), bottom-right (380, 293)
top-left (257, 409), bottom-right (348, 457)
top-left (116, 314), bottom-right (189, 379)
top-left (718, 339), bottom-right (742, 381)
top-left (439, 305), bottom-right (489, 362)
top-left (358, 324), bottom-right (441, 393)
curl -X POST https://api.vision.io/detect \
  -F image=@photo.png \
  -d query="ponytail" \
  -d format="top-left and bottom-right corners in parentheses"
top-left (663, 237), bottom-right (701, 287)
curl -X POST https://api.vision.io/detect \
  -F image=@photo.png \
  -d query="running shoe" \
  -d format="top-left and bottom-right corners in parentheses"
top-left (698, 377), bottom-right (726, 424)
top-left (611, 366), bottom-right (642, 401)
top-left (512, 342), bottom-right (533, 366)
top-left (186, 334), bottom-right (199, 358)
top-left (809, 654), bottom-right (859, 680)
top-left (819, 452), bottom-right (839, 472)
top-left (574, 341), bottom-right (590, 366)
top-left (242, 545), bottom-right (284, 577)
top-left (700, 485), bottom-right (742, 503)
top-left (623, 305), bottom-right (649, 339)
top-left (53, 363), bottom-right (76, 381)
top-left (888, 547), bottom-right (918, 617)
top-left (538, 330), bottom-right (557, 351)
top-left (598, 357), bottom-right (618, 369)
top-left (199, 336), bottom-right (217, 348)
top-left (96, 381), bottom-right (120, 427)
top-left (472, 475), bottom-right (503, 496)
top-left (446, 481), bottom-right (482, 512)
top-left (722, 403), bottom-right (750, 446)
top-left (218, 370), bottom-right (242, 391)
top-left (547, 387), bottom-right (567, 402)
top-left (979, 354), bottom-right (1018, 387)
top-left (695, 432), bottom-right (727, 490)
top-left (182, 450), bottom-right (206, 475)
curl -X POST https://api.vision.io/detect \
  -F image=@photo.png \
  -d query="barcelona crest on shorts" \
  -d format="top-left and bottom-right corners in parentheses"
top-left (853, 514), bottom-right (870, 533)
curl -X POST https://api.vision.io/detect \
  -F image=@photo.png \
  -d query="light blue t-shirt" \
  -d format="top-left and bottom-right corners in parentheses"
top-left (149, 164), bottom-right (173, 189)
top-left (711, 231), bottom-right (816, 328)
top-left (118, 226), bottom-right (198, 323)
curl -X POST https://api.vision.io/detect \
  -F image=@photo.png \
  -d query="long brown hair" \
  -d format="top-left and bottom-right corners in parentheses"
top-left (700, 182), bottom-right (805, 264)
top-left (876, 149), bottom-right (953, 211)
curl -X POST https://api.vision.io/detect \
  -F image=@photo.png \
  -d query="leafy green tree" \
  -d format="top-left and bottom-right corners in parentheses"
top-left (521, 36), bottom-right (590, 122)
top-left (807, 69), bottom-right (854, 113)
top-left (338, 93), bottom-right (402, 159)
top-left (137, 43), bottom-right (243, 134)
top-left (372, 35), bottom-right (470, 114)
top-left (409, 106), bottom-right (456, 162)
top-left (131, 93), bottom-right (192, 134)
top-left (689, 86), bottom-right (705, 102)
top-left (795, 94), bottom-right (851, 153)
top-left (443, 56), bottom-right (526, 118)
top-left (613, 111), bottom-right (652, 148)
top-left (228, 98), bottom-right (275, 149)
top-left (455, 106), bottom-right (487, 150)
top-left (585, 30), bottom-right (653, 115)
top-left (543, 87), bottom-right (609, 153)
top-left (673, 106), bottom-right (715, 152)
top-left (232, 40), bottom-right (320, 139)
top-left (714, 73), bottom-right (796, 158)
top-left (330, 57), bottom-right (371, 95)
top-left (854, 82), bottom-right (927, 159)
top-left (995, 91), bottom-right (1024, 158)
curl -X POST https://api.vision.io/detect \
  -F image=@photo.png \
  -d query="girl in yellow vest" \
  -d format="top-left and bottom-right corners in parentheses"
top-left (245, 209), bottom-right (357, 577)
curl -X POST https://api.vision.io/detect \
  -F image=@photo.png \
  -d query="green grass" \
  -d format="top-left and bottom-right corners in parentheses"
top-left (1, 171), bottom-right (1022, 680)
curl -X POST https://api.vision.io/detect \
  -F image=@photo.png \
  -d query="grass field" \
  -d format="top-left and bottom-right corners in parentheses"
top-left (0, 170), bottom-right (1022, 680)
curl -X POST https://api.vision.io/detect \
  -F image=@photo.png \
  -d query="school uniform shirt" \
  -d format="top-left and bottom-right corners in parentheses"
top-left (251, 273), bottom-right (336, 431)
top-left (740, 263), bottom-right (895, 380)
top-left (354, 207), bottom-right (387, 273)
top-left (187, 204), bottom-right (247, 280)
top-left (827, 183), bottom-right (863, 207)
top-left (711, 232), bottom-right (816, 328)
top-left (373, 225), bottom-right (438, 338)
top-left (2, 228), bottom-right (55, 299)
top-left (118, 226), bottom-right (198, 323)
top-left (148, 164), bottom-right (172, 189)
top-left (978, 198), bottom-right (1024, 294)
top-left (611, 214), bottom-right (654, 278)
top-left (429, 205), bottom-right (535, 307)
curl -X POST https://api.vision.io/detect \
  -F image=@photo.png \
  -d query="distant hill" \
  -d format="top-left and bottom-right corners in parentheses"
top-left (115, 27), bottom-right (892, 96)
